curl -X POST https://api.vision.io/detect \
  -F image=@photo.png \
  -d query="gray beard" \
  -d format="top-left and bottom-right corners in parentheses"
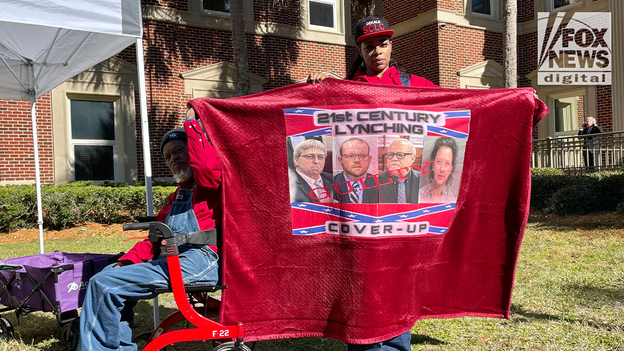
top-left (173, 166), bottom-right (193, 183)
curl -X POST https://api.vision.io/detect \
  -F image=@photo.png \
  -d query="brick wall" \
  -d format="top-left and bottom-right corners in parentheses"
top-left (577, 94), bottom-right (586, 123)
top-left (437, 23), bottom-right (458, 88)
top-left (518, 0), bottom-right (535, 23)
top-left (518, 31), bottom-right (538, 88)
top-left (392, 24), bottom-right (440, 86)
top-left (253, 0), bottom-right (301, 27)
top-left (597, 85), bottom-right (612, 132)
top-left (0, 96), bottom-right (54, 184)
top-left (454, 26), bottom-right (504, 87)
top-left (393, 21), bottom-right (504, 89)
top-left (437, 0), bottom-right (464, 13)
top-left (382, 0), bottom-right (437, 25)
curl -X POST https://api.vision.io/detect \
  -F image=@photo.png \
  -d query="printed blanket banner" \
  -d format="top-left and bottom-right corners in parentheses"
top-left (285, 104), bottom-right (469, 239)
top-left (188, 78), bottom-right (548, 344)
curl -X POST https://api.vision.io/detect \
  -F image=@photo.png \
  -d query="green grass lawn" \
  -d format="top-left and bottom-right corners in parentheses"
top-left (0, 213), bottom-right (622, 350)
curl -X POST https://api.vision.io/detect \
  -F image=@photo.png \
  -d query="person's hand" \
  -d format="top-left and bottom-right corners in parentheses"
top-left (307, 72), bottom-right (327, 84)
top-left (186, 107), bottom-right (196, 121)
top-left (114, 261), bottom-right (130, 268)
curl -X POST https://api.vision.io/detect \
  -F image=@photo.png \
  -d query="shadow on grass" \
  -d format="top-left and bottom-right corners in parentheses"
top-left (412, 334), bottom-right (447, 345)
top-left (527, 211), bottom-right (624, 231)
top-left (528, 221), bottom-right (624, 232)
top-left (132, 299), bottom-right (180, 332)
top-left (562, 283), bottom-right (624, 308)
top-left (511, 303), bottom-right (623, 332)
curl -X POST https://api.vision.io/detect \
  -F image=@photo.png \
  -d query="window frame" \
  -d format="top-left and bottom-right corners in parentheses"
top-left (547, 89), bottom-right (587, 137)
top-left (200, 0), bottom-right (231, 17)
top-left (308, 0), bottom-right (337, 31)
top-left (545, 0), bottom-right (584, 13)
top-left (68, 98), bottom-right (119, 182)
top-left (471, 0), bottom-right (494, 18)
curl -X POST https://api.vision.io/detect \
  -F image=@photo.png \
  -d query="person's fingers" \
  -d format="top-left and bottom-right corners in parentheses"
top-left (114, 262), bottom-right (128, 268)
top-left (306, 72), bottom-right (327, 84)
top-left (186, 107), bottom-right (196, 119)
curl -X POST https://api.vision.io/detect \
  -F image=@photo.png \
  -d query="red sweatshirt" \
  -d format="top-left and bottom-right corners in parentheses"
top-left (351, 66), bottom-right (438, 87)
top-left (119, 118), bottom-right (222, 264)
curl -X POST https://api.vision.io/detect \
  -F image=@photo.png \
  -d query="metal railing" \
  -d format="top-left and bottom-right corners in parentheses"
top-left (531, 131), bottom-right (624, 174)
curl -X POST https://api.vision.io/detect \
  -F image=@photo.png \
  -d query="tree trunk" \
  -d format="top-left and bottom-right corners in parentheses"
top-left (503, 0), bottom-right (517, 88)
top-left (351, 0), bottom-right (375, 21)
top-left (230, 0), bottom-right (251, 96)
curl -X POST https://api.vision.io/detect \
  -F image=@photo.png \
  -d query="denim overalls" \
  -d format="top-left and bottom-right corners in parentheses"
top-left (164, 186), bottom-right (210, 256)
top-left (78, 186), bottom-right (219, 351)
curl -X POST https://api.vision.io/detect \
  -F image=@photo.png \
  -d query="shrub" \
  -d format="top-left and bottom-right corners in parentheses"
top-left (530, 169), bottom-right (573, 211)
top-left (134, 180), bottom-right (179, 187)
top-left (0, 183), bottom-right (177, 233)
top-left (0, 185), bottom-right (37, 233)
top-left (531, 167), bottom-right (565, 176)
top-left (531, 170), bottom-right (624, 215)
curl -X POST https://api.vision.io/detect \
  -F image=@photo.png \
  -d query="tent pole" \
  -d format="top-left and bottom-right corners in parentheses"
top-left (29, 92), bottom-right (45, 254)
top-left (136, 37), bottom-right (159, 328)
top-left (30, 96), bottom-right (44, 254)
top-left (135, 38), bottom-right (153, 216)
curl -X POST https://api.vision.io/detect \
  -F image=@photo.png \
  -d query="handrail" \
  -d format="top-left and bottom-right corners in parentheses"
top-left (531, 131), bottom-right (624, 174)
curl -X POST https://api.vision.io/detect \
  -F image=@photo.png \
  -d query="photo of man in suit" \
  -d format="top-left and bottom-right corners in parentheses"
top-left (333, 138), bottom-right (378, 203)
top-left (378, 139), bottom-right (420, 203)
top-left (291, 139), bottom-right (334, 202)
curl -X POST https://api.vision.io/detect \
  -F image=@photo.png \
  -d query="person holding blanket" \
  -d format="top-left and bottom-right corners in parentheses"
top-left (77, 108), bottom-right (222, 351)
top-left (308, 14), bottom-right (439, 351)
top-left (307, 15), bottom-right (437, 88)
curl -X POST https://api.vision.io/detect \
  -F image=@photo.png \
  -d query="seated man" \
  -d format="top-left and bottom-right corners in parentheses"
top-left (78, 108), bottom-right (222, 351)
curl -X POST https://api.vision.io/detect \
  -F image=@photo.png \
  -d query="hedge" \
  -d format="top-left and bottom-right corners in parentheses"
top-left (530, 168), bottom-right (624, 215)
top-left (0, 182), bottom-right (177, 233)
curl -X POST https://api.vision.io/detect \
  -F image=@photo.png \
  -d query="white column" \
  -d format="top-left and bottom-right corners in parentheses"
top-left (611, 0), bottom-right (624, 131)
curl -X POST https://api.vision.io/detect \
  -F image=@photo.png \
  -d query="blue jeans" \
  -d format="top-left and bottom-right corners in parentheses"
top-left (347, 330), bottom-right (412, 351)
top-left (78, 246), bottom-right (218, 351)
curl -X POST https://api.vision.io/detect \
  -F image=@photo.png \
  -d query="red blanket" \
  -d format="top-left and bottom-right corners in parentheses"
top-left (188, 78), bottom-right (548, 344)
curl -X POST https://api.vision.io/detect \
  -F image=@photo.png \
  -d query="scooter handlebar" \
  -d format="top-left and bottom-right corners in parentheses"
top-left (123, 223), bottom-right (151, 231)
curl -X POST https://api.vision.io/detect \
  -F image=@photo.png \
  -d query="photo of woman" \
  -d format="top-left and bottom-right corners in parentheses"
top-left (419, 136), bottom-right (465, 203)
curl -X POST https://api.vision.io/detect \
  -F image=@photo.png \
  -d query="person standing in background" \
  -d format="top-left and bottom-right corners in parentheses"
top-left (578, 116), bottom-right (603, 171)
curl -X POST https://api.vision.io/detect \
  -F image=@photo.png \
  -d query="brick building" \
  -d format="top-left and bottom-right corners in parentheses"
top-left (0, 0), bottom-right (618, 185)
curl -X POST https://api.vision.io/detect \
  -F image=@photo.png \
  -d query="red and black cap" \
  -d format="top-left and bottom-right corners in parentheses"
top-left (355, 15), bottom-right (394, 44)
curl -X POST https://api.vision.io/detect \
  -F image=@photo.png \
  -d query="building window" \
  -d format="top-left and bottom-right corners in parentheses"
top-left (553, 94), bottom-right (585, 133)
top-left (203, 0), bottom-right (229, 13)
top-left (70, 100), bottom-right (117, 181)
top-left (545, 0), bottom-right (583, 11)
top-left (553, 0), bottom-right (582, 9)
top-left (309, 0), bottom-right (335, 29)
top-left (472, 0), bottom-right (492, 16)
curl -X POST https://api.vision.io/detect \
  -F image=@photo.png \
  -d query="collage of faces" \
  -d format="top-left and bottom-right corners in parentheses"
top-left (288, 134), bottom-right (466, 204)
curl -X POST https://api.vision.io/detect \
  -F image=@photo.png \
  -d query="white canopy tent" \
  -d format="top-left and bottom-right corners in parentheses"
top-left (0, 0), bottom-right (154, 254)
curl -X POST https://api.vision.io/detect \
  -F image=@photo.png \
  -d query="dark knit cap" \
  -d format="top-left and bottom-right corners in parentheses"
top-left (160, 128), bottom-right (187, 155)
